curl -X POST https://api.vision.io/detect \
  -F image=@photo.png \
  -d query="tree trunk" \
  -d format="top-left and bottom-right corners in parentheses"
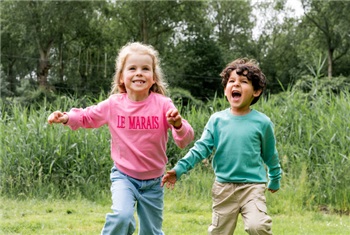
top-left (327, 47), bottom-right (333, 78)
top-left (37, 49), bottom-right (51, 89)
top-left (7, 58), bottom-right (17, 94)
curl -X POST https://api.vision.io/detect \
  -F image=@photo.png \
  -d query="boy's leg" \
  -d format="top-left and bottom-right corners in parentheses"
top-left (101, 168), bottom-right (137, 235)
top-left (136, 176), bottom-right (165, 235)
top-left (208, 181), bottom-right (240, 235)
top-left (240, 184), bottom-right (272, 235)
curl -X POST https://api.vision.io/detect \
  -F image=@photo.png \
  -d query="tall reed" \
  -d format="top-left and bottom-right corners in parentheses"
top-left (1, 91), bottom-right (350, 213)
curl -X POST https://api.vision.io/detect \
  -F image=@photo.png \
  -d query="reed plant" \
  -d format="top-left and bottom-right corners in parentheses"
top-left (1, 90), bottom-right (350, 214)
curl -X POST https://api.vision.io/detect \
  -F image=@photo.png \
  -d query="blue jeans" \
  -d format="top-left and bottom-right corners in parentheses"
top-left (101, 166), bottom-right (165, 235)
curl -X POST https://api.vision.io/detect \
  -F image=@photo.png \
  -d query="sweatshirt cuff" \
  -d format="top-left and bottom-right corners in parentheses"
top-left (173, 165), bottom-right (186, 181)
top-left (267, 180), bottom-right (280, 191)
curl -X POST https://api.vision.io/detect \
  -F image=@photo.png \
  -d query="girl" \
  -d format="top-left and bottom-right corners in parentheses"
top-left (48, 42), bottom-right (194, 235)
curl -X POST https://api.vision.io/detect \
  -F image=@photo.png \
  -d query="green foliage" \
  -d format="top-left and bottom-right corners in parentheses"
top-left (1, 90), bottom-right (350, 214)
top-left (169, 87), bottom-right (203, 107)
top-left (293, 75), bottom-right (350, 96)
top-left (257, 90), bottom-right (350, 212)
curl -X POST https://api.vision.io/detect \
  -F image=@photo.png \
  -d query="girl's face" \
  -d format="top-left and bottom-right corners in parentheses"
top-left (224, 70), bottom-right (261, 116)
top-left (121, 53), bottom-right (155, 101)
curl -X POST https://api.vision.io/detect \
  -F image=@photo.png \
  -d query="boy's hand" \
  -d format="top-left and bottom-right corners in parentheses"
top-left (48, 111), bottom-right (68, 124)
top-left (268, 188), bottom-right (279, 193)
top-left (166, 108), bottom-right (182, 129)
top-left (161, 170), bottom-right (177, 189)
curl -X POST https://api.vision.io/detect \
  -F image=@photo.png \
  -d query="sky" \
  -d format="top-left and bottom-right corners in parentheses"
top-left (252, 0), bottom-right (305, 39)
top-left (286, 0), bottom-right (304, 17)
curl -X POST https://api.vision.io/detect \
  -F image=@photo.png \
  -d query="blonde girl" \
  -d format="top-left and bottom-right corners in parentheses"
top-left (48, 42), bottom-right (194, 235)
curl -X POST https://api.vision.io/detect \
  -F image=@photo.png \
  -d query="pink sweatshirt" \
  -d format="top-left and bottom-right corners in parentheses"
top-left (65, 92), bottom-right (194, 180)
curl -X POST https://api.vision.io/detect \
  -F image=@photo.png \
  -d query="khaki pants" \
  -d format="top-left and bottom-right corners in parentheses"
top-left (208, 181), bottom-right (272, 235)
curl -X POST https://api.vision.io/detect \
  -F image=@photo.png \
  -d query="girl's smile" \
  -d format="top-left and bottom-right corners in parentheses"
top-left (121, 53), bottom-right (155, 101)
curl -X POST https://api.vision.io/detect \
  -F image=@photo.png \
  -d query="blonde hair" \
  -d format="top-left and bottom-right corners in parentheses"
top-left (110, 42), bottom-right (168, 95)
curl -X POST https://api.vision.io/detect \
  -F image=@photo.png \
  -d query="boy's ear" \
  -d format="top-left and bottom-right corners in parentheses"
top-left (253, 89), bottom-right (262, 97)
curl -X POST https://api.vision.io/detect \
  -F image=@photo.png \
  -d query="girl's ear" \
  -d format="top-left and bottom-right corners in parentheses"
top-left (119, 73), bottom-right (124, 84)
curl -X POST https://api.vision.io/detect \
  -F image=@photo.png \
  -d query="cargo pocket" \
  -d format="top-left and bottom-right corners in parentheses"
top-left (208, 212), bottom-right (220, 234)
top-left (254, 199), bottom-right (268, 214)
top-left (212, 212), bottom-right (219, 227)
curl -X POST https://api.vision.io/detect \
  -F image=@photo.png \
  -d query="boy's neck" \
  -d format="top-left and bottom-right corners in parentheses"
top-left (230, 107), bottom-right (251, 116)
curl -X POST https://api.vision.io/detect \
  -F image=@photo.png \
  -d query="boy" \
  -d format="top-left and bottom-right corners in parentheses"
top-left (161, 58), bottom-right (282, 235)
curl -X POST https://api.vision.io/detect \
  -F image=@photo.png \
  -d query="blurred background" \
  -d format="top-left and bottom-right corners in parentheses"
top-left (1, 0), bottom-right (349, 103)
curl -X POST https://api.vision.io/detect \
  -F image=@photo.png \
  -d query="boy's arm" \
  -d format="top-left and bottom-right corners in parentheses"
top-left (172, 127), bottom-right (215, 181)
top-left (262, 122), bottom-right (282, 191)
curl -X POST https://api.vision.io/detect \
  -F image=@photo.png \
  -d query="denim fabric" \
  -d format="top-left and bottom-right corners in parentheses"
top-left (101, 166), bottom-right (165, 235)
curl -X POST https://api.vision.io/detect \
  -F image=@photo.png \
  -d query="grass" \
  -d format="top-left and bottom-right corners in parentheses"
top-left (1, 193), bottom-right (350, 235)
top-left (1, 90), bottom-right (350, 234)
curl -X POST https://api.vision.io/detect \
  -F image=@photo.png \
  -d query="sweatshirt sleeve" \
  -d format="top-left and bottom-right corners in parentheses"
top-left (262, 121), bottom-right (282, 191)
top-left (65, 99), bottom-right (109, 130)
top-left (171, 119), bottom-right (194, 149)
top-left (173, 124), bottom-right (214, 180)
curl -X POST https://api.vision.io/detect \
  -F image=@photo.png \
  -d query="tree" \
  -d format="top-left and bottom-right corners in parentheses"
top-left (301, 0), bottom-right (350, 78)
top-left (209, 0), bottom-right (255, 61)
top-left (1, 1), bottom-right (98, 91)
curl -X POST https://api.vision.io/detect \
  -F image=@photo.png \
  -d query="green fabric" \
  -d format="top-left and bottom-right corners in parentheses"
top-left (173, 108), bottom-right (282, 190)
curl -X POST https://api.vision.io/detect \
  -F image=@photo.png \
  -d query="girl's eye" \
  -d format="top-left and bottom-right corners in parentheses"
top-left (129, 67), bottom-right (136, 70)
top-left (143, 67), bottom-right (150, 71)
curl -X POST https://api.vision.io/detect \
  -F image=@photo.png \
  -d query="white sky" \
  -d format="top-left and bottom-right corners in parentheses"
top-left (252, 0), bottom-right (304, 39)
top-left (286, 0), bottom-right (304, 17)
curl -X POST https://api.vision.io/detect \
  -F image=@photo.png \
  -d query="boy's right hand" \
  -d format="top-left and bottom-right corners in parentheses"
top-left (161, 170), bottom-right (177, 189)
top-left (47, 111), bottom-right (68, 124)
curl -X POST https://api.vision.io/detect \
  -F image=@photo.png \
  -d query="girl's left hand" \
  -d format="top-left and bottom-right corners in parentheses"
top-left (166, 108), bottom-right (182, 129)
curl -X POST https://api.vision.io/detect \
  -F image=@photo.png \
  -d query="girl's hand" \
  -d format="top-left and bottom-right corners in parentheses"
top-left (47, 111), bottom-right (68, 124)
top-left (161, 170), bottom-right (177, 189)
top-left (166, 108), bottom-right (182, 129)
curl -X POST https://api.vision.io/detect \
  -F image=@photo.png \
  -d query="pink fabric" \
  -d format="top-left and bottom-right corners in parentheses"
top-left (65, 92), bottom-right (194, 180)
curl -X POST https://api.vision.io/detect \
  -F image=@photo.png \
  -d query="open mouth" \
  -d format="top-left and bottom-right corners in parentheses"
top-left (132, 80), bottom-right (145, 84)
top-left (232, 91), bottom-right (241, 99)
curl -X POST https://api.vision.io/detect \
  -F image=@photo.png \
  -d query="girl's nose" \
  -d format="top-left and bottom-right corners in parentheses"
top-left (136, 69), bottom-right (142, 76)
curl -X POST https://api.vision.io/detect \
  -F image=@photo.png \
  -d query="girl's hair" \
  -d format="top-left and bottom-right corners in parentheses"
top-left (220, 58), bottom-right (267, 105)
top-left (110, 42), bottom-right (168, 95)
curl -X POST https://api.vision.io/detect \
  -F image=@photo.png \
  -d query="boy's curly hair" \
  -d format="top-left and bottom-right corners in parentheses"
top-left (220, 58), bottom-right (267, 105)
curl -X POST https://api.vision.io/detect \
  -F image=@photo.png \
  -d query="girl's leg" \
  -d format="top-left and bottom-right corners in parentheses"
top-left (101, 168), bottom-right (137, 235)
top-left (135, 176), bottom-right (165, 235)
top-left (240, 184), bottom-right (272, 235)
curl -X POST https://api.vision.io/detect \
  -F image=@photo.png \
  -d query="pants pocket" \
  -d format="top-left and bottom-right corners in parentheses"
top-left (254, 199), bottom-right (268, 214)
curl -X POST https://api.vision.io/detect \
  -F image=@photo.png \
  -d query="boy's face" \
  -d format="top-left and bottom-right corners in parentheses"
top-left (224, 70), bottom-right (262, 115)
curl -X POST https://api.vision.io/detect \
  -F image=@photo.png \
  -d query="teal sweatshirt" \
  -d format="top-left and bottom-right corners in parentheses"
top-left (173, 108), bottom-right (282, 190)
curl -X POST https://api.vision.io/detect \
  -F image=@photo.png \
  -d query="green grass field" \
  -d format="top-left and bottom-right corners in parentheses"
top-left (1, 193), bottom-right (350, 235)
top-left (1, 90), bottom-right (350, 234)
